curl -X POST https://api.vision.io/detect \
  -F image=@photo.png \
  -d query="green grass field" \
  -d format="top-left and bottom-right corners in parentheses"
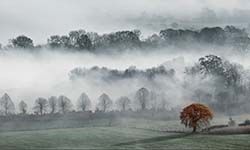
top-left (1, 115), bottom-right (250, 149)
top-left (0, 126), bottom-right (250, 149)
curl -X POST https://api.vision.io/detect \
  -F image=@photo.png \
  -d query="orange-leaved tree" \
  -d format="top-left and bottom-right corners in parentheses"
top-left (180, 103), bottom-right (213, 132)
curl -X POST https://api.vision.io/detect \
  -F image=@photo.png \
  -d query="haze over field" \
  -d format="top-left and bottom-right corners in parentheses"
top-left (0, 48), bottom-right (249, 112)
top-left (2, 0), bottom-right (250, 150)
top-left (0, 0), bottom-right (250, 115)
top-left (2, 1), bottom-right (250, 149)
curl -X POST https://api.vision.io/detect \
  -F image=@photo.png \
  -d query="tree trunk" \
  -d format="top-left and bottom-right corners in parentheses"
top-left (5, 108), bottom-right (7, 116)
top-left (142, 102), bottom-right (145, 110)
top-left (40, 107), bottom-right (43, 115)
top-left (103, 105), bottom-right (106, 112)
top-left (192, 126), bottom-right (197, 133)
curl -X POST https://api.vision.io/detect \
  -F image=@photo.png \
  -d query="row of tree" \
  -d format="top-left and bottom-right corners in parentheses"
top-left (0, 87), bottom-right (169, 116)
top-left (69, 65), bottom-right (175, 81)
top-left (1, 25), bottom-right (250, 51)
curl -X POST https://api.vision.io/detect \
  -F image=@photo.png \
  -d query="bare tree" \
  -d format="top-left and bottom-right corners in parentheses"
top-left (159, 95), bottom-right (168, 111)
top-left (77, 92), bottom-right (91, 111)
top-left (97, 93), bottom-right (112, 112)
top-left (58, 95), bottom-right (73, 114)
top-left (150, 91), bottom-right (158, 111)
top-left (116, 96), bottom-right (131, 111)
top-left (33, 97), bottom-right (48, 115)
top-left (19, 100), bottom-right (28, 114)
top-left (48, 96), bottom-right (57, 114)
top-left (135, 87), bottom-right (150, 110)
top-left (0, 93), bottom-right (15, 115)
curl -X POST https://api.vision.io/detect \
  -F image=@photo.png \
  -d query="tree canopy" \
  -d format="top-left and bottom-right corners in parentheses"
top-left (180, 103), bottom-right (213, 132)
top-left (1, 25), bottom-right (249, 52)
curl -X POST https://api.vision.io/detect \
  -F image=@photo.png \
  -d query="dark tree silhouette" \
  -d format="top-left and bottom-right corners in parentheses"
top-left (47, 35), bottom-right (62, 48)
top-left (58, 95), bottom-right (73, 114)
top-left (11, 35), bottom-right (34, 49)
top-left (97, 93), bottom-right (112, 112)
top-left (76, 34), bottom-right (92, 50)
top-left (135, 87), bottom-right (150, 110)
top-left (116, 96), bottom-right (131, 111)
top-left (33, 97), bottom-right (48, 115)
top-left (0, 93), bottom-right (15, 115)
top-left (77, 92), bottom-right (91, 111)
top-left (48, 96), bottom-right (57, 114)
top-left (199, 27), bottom-right (225, 45)
top-left (18, 100), bottom-right (28, 114)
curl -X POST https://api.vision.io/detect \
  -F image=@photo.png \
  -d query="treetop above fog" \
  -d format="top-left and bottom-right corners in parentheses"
top-left (2, 25), bottom-right (250, 52)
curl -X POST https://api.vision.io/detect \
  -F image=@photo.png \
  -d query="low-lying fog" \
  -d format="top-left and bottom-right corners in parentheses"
top-left (0, 48), bottom-right (249, 111)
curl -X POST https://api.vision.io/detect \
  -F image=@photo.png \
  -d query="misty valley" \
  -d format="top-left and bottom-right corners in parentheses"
top-left (1, 1), bottom-right (250, 148)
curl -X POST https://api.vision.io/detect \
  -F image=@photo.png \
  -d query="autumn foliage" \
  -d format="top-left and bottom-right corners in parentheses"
top-left (180, 103), bottom-right (213, 132)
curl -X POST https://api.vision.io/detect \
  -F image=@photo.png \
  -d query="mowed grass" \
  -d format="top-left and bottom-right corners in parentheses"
top-left (0, 127), bottom-right (250, 149)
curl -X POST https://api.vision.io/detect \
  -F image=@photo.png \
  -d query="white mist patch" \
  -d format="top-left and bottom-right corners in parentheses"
top-left (0, 48), bottom-right (249, 111)
top-left (0, 49), bottom-right (189, 109)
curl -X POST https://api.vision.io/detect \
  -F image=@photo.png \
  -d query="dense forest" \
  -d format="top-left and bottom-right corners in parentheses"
top-left (1, 25), bottom-right (250, 52)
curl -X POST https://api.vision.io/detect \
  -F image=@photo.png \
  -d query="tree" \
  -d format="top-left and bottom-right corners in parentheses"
top-left (158, 92), bottom-right (169, 110)
top-left (69, 30), bottom-right (86, 45)
top-left (198, 55), bottom-right (224, 75)
top-left (77, 34), bottom-right (92, 50)
top-left (135, 87), bottom-right (150, 110)
top-left (47, 35), bottom-right (62, 48)
top-left (192, 89), bottom-right (212, 104)
top-left (18, 100), bottom-right (28, 114)
top-left (47, 35), bottom-right (72, 49)
top-left (190, 55), bottom-right (242, 88)
top-left (150, 91), bottom-right (158, 111)
top-left (215, 91), bottom-right (232, 114)
top-left (33, 97), bottom-right (48, 115)
top-left (97, 93), bottom-right (112, 112)
top-left (199, 27), bottom-right (225, 45)
top-left (68, 30), bottom-right (92, 50)
top-left (77, 92), bottom-right (91, 111)
top-left (0, 93), bottom-right (15, 115)
top-left (180, 103), bottom-right (213, 132)
top-left (48, 96), bottom-right (57, 114)
top-left (116, 96), bottom-right (131, 111)
top-left (11, 35), bottom-right (34, 49)
top-left (160, 29), bottom-right (197, 45)
top-left (57, 95), bottom-right (73, 114)
top-left (60, 35), bottom-right (71, 48)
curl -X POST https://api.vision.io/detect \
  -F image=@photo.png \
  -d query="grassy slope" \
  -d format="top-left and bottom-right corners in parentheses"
top-left (0, 127), bottom-right (250, 149)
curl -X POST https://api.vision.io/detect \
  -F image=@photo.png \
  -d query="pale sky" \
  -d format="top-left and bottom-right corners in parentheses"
top-left (0, 0), bottom-right (250, 44)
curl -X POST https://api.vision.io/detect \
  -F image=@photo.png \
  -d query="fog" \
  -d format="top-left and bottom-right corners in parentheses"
top-left (1, 0), bottom-right (250, 113)
top-left (1, 0), bottom-right (250, 44)
top-left (0, 47), bottom-right (249, 112)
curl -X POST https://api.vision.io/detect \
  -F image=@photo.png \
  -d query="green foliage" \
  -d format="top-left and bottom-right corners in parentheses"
top-left (11, 35), bottom-right (34, 49)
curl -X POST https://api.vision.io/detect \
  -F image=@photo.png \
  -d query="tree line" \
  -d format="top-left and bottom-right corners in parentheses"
top-left (69, 54), bottom-right (250, 115)
top-left (1, 25), bottom-right (250, 52)
top-left (69, 65), bottom-right (175, 81)
top-left (0, 87), bottom-right (169, 116)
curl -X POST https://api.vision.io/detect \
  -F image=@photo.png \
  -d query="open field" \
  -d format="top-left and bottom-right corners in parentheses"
top-left (0, 127), bottom-right (250, 149)
top-left (1, 114), bottom-right (250, 149)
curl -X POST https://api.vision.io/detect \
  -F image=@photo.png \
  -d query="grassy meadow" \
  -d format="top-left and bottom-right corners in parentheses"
top-left (0, 115), bottom-right (250, 149)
